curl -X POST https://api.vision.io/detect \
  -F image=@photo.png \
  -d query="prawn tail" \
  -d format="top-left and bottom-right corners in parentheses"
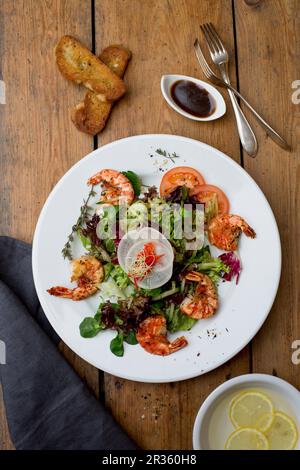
top-left (243, 224), bottom-right (256, 238)
top-left (169, 336), bottom-right (188, 353)
top-left (47, 286), bottom-right (73, 298)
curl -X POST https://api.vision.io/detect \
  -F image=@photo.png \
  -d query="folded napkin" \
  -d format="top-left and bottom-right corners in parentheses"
top-left (0, 236), bottom-right (138, 450)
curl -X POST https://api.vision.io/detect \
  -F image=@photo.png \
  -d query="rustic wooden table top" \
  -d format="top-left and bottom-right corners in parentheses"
top-left (0, 0), bottom-right (299, 450)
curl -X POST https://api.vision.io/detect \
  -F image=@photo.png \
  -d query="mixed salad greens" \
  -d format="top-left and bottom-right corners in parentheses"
top-left (64, 169), bottom-right (242, 356)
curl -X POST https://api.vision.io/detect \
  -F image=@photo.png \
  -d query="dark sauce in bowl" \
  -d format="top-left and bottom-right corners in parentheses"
top-left (170, 80), bottom-right (216, 118)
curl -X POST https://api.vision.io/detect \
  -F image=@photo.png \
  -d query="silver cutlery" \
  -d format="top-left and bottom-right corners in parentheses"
top-left (194, 36), bottom-right (291, 152)
top-left (200, 23), bottom-right (257, 157)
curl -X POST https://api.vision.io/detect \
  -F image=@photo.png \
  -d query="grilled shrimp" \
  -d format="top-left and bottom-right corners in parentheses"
top-left (87, 169), bottom-right (134, 205)
top-left (48, 255), bottom-right (104, 301)
top-left (180, 271), bottom-right (218, 319)
top-left (136, 315), bottom-right (188, 356)
top-left (208, 214), bottom-right (256, 251)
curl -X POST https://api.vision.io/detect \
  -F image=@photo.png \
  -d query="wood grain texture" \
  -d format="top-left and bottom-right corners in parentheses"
top-left (95, 0), bottom-right (242, 158)
top-left (104, 349), bottom-right (249, 449)
top-left (0, 386), bottom-right (14, 450)
top-left (234, 0), bottom-right (300, 384)
top-left (0, 0), bottom-right (98, 449)
top-left (95, 0), bottom-right (250, 450)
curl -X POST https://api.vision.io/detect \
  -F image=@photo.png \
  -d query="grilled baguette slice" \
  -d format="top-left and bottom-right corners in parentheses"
top-left (71, 45), bottom-right (131, 135)
top-left (100, 45), bottom-right (131, 78)
top-left (55, 36), bottom-right (126, 101)
top-left (72, 92), bottom-right (112, 136)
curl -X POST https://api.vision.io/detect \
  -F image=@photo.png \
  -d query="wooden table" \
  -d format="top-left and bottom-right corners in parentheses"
top-left (1, 0), bottom-right (299, 450)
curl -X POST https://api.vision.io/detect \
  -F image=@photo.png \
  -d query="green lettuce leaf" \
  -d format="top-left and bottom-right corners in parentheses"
top-left (110, 331), bottom-right (124, 357)
top-left (164, 304), bottom-right (197, 333)
top-left (79, 317), bottom-right (103, 338)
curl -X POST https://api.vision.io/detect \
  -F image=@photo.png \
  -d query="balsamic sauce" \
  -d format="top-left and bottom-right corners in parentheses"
top-left (170, 80), bottom-right (216, 118)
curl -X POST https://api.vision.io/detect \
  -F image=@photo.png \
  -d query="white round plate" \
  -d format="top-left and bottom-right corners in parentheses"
top-left (32, 134), bottom-right (281, 383)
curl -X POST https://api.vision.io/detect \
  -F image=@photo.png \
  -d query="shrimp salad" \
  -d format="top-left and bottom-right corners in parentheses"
top-left (48, 166), bottom-right (256, 357)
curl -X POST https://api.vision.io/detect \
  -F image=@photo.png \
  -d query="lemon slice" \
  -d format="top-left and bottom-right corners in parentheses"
top-left (225, 428), bottom-right (269, 450)
top-left (230, 390), bottom-right (274, 432)
top-left (265, 411), bottom-right (298, 450)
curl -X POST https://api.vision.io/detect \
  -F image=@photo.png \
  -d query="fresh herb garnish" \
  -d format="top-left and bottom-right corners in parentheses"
top-left (62, 186), bottom-right (96, 260)
top-left (155, 148), bottom-right (181, 164)
top-left (155, 148), bottom-right (167, 157)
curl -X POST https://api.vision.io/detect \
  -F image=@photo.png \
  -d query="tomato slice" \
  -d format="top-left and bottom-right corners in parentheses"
top-left (196, 184), bottom-right (230, 214)
top-left (160, 166), bottom-right (205, 197)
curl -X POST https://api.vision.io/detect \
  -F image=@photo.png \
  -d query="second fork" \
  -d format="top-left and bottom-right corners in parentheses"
top-left (200, 23), bottom-right (258, 158)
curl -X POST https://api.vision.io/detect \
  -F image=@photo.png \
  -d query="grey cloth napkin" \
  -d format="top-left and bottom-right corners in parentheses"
top-left (0, 236), bottom-right (138, 450)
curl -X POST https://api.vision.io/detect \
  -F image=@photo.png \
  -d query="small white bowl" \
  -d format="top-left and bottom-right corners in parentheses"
top-left (193, 373), bottom-right (300, 450)
top-left (161, 74), bottom-right (226, 122)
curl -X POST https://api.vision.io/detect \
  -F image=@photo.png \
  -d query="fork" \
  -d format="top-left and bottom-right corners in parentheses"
top-left (194, 38), bottom-right (291, 152)
top-left (200, 23), bottom-right (257, 157)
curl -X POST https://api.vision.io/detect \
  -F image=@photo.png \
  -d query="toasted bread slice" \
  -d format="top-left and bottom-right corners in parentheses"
top-left (72, 92), bottom-right (113, 136)
top-left (55, 36), bottom-right (126, 101)
top-left (71, 45), bottom-right (131, 135)
top-left (99, 45), bottom-right (132, 78)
